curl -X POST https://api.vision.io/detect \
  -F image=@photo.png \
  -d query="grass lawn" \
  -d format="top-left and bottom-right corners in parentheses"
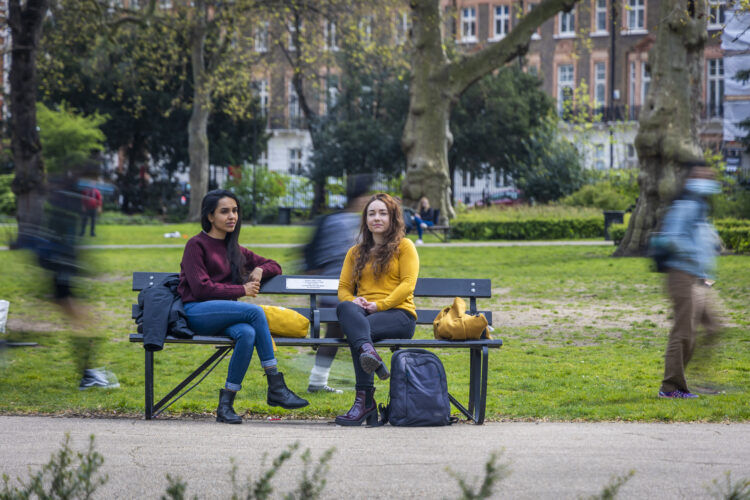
top-left (1, 227), bottom-right (748, 422)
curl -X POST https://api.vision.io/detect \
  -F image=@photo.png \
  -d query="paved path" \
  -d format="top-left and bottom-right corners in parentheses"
top-left (1, 416), bottom-right (748, 499)
top-left (0, 240), bottom-right (615, 251)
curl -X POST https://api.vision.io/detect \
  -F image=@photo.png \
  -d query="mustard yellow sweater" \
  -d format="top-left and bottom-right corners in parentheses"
top-left (338, 238), bottom-right (419, 318)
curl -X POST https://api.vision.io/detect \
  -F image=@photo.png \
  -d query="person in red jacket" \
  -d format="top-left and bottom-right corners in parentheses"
top-left (80, 185), bottom-right (102, 237)
top-left (178, 189), bottom-right (308, 423)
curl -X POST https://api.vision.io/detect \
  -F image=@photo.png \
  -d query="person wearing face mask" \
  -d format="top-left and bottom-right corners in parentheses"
top-left (334, 193), bottom-right (419, 425)
top-left (657, 164), bottom-right (724, 399)
top-left (178, 190), bottom-right (309, 423)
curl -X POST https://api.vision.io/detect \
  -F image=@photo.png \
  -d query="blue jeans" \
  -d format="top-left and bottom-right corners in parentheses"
top-left (413, 216), bottom-right (434, 239)
top-left (183, 301), bottom-right (277, 391)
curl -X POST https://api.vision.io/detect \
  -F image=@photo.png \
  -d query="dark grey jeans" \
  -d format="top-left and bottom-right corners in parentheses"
top-left (336, 300), bottom-right (416, 389)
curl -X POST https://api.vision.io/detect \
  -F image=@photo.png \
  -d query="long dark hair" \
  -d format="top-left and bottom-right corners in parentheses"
top-left (201, 189), bottom-right (247, 284)
top-left (352, 193), bottom-right (405, 287)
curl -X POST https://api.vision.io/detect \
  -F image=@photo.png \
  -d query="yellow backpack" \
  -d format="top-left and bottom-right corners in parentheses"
top-left (432, 297), bottom-right (489, 340)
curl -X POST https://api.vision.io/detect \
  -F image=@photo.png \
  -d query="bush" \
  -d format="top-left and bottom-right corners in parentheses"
top-left (0, 175), bottom-right (15, 216)
top-left (718, 226), bottom-right (750, 253)
top-left (451, 217), bottom-right (603, 240)
top-left (562, 182), bottom-right (635, 211)
top-left (609, 223), bottom-right (627, 244)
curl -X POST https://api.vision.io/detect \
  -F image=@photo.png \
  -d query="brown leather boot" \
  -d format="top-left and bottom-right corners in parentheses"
top-left (334, 388), bottom-right (377, 426)
top-left (359, 343), bottom-right (390, 380)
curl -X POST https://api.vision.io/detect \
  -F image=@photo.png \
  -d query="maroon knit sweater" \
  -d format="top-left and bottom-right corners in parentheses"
top-left (178, 231), bottom-right (282, 303)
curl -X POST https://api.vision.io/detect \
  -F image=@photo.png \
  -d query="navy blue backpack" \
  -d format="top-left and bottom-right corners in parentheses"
top-left (379, 349), bottom-right (455, 426)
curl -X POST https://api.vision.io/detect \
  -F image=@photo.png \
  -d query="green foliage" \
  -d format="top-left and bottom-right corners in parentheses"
top-left (516, 122), bottom-right (587, 203)
top-left (717, 226), bottom-right (750, 253)
top-left (582, 471), bottom-right (635, 500)
top-left (224, 166), bottom-right (289, 221)
top-left (609, 223), bottom-right (627, 245)
top-left (36, 102), bottom-right (106, 174)
top-left (450, 68), bottom-right (554, 180)
top-left (713, 187), bottom-right (750, 220)
top-left (562, 183), bottom-right (634, 211)
top-left (458, 205), bottom-right (603, 221)
top-left (0, 175), bottom-right (15, 216)
top-left (451, 218), bottom-right (603, 240)
top-left (706, 472), bottom-right (750, 500)
top-left (448, 450), bottom-right (510, 500)
top-left (0, 434), bottom-right (107, 500)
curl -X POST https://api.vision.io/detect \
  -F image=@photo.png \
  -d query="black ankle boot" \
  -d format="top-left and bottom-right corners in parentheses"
top-left (216, 389), bottom-right (242, 424)
top-left (334, 387), bottom-right (377, 426)
top-left (266, 372), bottom-right (309, 409)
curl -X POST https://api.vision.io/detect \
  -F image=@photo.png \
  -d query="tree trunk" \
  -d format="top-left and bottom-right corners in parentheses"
top-left (401, 0), bottom-right (455, 224)
top-left (403, 0), bottom-right (578, 223)
top-left (187, 12), bottom-right (210, 222)
top-left (614, 0), bottom-right (707, 256)
top-left (8, 0), bottom-right (50, 230)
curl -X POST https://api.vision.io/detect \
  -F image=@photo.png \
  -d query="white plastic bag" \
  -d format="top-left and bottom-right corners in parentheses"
top-left (0, 300), bottom-right (9, 334)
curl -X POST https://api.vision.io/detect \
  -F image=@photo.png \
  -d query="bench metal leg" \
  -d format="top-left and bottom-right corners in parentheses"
top-left (145, 350), bottom-right (154, 420)
top-left (447, 346), bottom-right (489, 425)
top-left (151, 346), bottom-right (232, 418)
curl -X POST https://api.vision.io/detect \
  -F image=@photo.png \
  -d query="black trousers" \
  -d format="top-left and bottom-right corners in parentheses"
top-left (336, 301), bottom-right (416, 389)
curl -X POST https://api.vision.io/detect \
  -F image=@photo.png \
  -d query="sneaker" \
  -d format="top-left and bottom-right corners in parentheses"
top-left (415, 239), bottom-right (424, 245)
top-left (658, 390), bottom-right (699, 399)
top-left (307, 384), bottom-right (344, 394)
top-left (420, 223), bottom-right (427, 228)
top-left (79, 368), bottom-right (120, 390)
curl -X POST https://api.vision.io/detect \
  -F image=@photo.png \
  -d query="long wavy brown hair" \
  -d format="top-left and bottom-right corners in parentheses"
top-left (352, 193), bottom-right (405, 288)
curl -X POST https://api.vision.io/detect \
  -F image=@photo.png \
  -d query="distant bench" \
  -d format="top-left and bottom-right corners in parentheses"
top-left (129, 272), bottom-right (502, 424)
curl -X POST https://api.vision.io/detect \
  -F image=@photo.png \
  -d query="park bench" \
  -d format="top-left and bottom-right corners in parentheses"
top-left (425, 224), bottom-right (451, 242)
top-left (129, 272), bottom-right (502, 424)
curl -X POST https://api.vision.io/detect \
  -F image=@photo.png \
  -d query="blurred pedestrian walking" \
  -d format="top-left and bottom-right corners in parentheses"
top-left (655, 164), bottom-right (723, 399)
top-left (303, 174), bottom-right (372, 394)
top-left (14, 159), bottom-right (117, 390)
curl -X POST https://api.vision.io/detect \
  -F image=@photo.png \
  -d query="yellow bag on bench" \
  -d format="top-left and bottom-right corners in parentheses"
top-left (260, 305), bottom-right (309, 338)
top-left (433, 297), bottom-right (489, 340)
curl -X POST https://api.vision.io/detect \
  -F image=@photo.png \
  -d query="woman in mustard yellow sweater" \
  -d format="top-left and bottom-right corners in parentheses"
top-left (334, 193), bottom-right (419, 426)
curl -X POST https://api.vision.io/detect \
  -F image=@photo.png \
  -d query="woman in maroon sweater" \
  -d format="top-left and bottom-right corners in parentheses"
top-left (178, 190), bottom-right (308, 424)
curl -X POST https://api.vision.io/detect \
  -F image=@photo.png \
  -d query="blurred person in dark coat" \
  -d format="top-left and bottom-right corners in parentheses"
top-left (303, 175), bottom-right (372, 394)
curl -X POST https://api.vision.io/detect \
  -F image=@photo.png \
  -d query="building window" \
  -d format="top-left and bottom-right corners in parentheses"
top-left (396, 12), bottom-right (410, 44)
top-left (627, 144), bottom-right (636, 159)
top-left (557, 64), bottom-right (575, 113)
top-left (629, 62), bottom-right (636, 107)
top-left (640, 61), bottom-right (651, 105)
top-left (159, 0), bottom-right (171, 9)
top-left (528, 65), bottom-right (539, 77)
top-left (493, 5), bottom-right (510, 39)
top-left (324, 21), bottom-right (338, 51)
top-left (494, 169), bottom-right (505, 188)
top-left (559, 10), bottom-right (575, 35)
top-left (528, 3), bottom-right (541, 39)
top-left (288, 22), bottom-right (298, 51)
top-left (462, 170), bottom-right (469, 187)
top-left (359, 16), bottom-right (373, 43)
top-left (708, 0), bottom-right (726, 29)
top-left (594, 144), bottom-right (606, 170)
top-left (325, 75), bottom-right (339, 113)
top-left (595, 0), bottom-right (607, 32)
top-left (253, 79), bottom-right (269, 117)
top-left (627, 0), bottom-right (645, 30)
top-left (461, 7), bottom-right (477, 42)
top-left (707, 58), bottom-right (724, 118)
top-left (254, 22), bottom-right (269, 52)
top-left (594, 62), bottom-right (606, 108)
top-left (289, 148), bottom-right (303, 175)
top-left (288, 81), bottom-right (301, 127)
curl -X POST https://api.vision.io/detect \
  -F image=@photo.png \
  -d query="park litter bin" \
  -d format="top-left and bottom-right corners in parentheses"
top-left (603, 210), bottom-right (625, 241)
top-left (277, 207), bottom-right (292, 225)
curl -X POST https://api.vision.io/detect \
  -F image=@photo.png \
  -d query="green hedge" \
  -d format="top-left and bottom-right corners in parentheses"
top-left (608, 222), bottom-right (750, 253)
top-left (450, 217), bottom-right (604, 240)
top-left (718, 227), bottom-right (750, 253)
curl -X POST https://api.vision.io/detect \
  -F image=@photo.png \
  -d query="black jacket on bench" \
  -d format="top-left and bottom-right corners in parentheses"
top-left (135, 274), bottom-right (194, 351)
